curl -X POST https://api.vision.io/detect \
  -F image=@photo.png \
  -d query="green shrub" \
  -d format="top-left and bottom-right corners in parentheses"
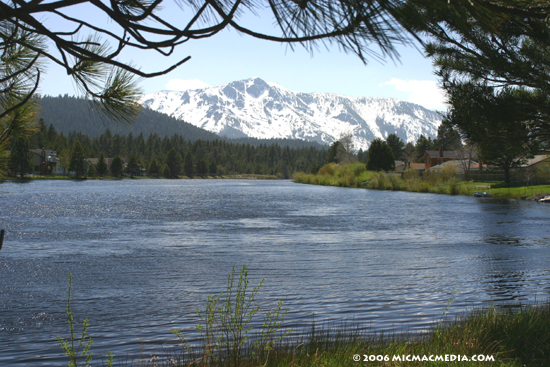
top-left (318, 163), bottom-right (338, 176)
top-left (403, 168), bottom-right (420, 180)
top-left (387, 173), bottom-right (405, 190)
top-left (335, 164), bottom-right (347, 178)
top-left (431, 182), bottom-right (450, 194)
top-left (58, 273), bottom-right (113, 367)
top-left (366, 174), bottom-right (379, 189)
top-left (172, 265), bottom-right (291, 367)
top-left (292, 172), bottom-right (310, 184)
top-left (349, 162), bottom-right (367, 177)
top-left (408, 178), bottom-right (431, 193)
top-left (378, 173), bottom-right (392, 190)
top-left (449, 178), bottom-right (461, 195)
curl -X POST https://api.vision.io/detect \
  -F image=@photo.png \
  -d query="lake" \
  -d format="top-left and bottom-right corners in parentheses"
top-left (1, 179), bottom-right (549, 365)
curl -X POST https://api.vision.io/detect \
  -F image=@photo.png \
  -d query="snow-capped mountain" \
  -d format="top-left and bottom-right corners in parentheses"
top-left (140, 77), bottom-right (442, 150)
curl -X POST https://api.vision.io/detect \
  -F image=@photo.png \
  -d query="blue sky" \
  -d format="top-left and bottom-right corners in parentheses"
top-left (39, 3), bottom-right (447, 111)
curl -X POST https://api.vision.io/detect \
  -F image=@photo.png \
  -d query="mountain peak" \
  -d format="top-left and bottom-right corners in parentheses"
top-left (247, 76), bottom-right (265, 82)
top-left (140, 78), bottom-right (441, 149)
top-left (245, 77), bottom-right (269, 98)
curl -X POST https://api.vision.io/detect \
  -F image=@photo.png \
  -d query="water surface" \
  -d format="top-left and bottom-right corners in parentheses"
top-left (1, 179), bottom-right (549, 365)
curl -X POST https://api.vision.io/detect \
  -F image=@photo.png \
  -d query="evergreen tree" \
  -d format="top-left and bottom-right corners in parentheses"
top-left (126, 153), bottom-right (139, 178)
top-left (164, 148), bottom-right (182, 178)
top-left (9, 137), bottom-right (33, 178)
top-left (386, 134), bottom-right (405, 160)
top-left (162, 164), bottom-right (171, 178)
top-left (414, 135), bottom-right (434, 163)
top-left (435, 120), bottom-right (462, 151)
top-left (424, 4), bottom-right (550, 147)
top-left (357, 148), bottom-right (368, 163)
top-left (58, 148), bottom-right (71, 175)
top-left (110, 155), bottom-right (123, 177)
top-left (209, 160), bottom-right (218, 177)
top-left (309, 162), bottom-right (321, 174)
top-left (69, 140), bottom-right (87, 178)
top-left (183, 153), bottom-right (194, 177)
top-left (31, 118), bottom-right (47, 149)
top-left (87, 162), bottom-right (96, 177)
top-left (96, 152), bottom-right (108, 176)
top-left (196, 157), bottom-right (208, 177)
top-left (22, 122), bottom-right (329, 178)
top-left (366, 138), bottom-right (395, 172)
top-left (47, 124), bottom-right (57, 144)
top-left (445, 82), bottom-right (537, 184)
top-left (147, 157), bottom-right (161, 178)
top-left (326, 141), bottom-right (342, 163)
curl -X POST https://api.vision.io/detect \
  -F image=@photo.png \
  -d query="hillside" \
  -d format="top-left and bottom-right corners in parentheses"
top-left (38, 95), bottom-right (220, 140)
top-left (37, 95), bottom-right (324, 148)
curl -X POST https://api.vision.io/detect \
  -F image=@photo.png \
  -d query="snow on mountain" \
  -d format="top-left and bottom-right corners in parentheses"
top-left (140, 77), bottom-right (442, 150)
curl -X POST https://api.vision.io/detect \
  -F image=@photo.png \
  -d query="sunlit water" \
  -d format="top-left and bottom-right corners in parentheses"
top-left (1, 179), bottom-right (549, 365)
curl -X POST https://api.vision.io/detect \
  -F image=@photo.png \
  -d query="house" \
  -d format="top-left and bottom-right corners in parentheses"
top-left (517, 155), bottom-right (550, 184)
top-left (519, 155), bottom-right (549, 170)
top-left (394, 160), bottom-right (406, 174)
top-left (30, 149), bottom-right (58, 175)
top-left (395, 160), bottom-right (425, 176)
top-left (424, 148), bottom-right (478, 172)
top-left (429, 159), bottom-right (481, 174)
top-left (409, 163), bottom-right (426, 172)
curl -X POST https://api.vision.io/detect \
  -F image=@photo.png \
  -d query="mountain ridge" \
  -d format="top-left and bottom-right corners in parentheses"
top-left (36, 95), bottom-right (324, 148)
top-left (140, 77), bottom-right (442, 150)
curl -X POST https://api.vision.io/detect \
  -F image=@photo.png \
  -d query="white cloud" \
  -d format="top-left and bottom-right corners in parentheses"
top-left (166, 79), bottom-right (209, 91)
top-left (380, 78), bottom-right (447, 111)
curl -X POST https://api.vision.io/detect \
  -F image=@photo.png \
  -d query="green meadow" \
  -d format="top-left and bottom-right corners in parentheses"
top-left (293, 162), bottom-right (550, 200)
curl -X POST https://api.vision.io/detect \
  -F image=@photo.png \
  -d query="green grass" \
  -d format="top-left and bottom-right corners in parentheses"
top-left (96, 302), bottom-right (550, 367)
top-left (154, 302), bottom-right (550, 367)
top-left (294, 163), bottom-right (550, 200)
top-left (58, 268), bottom-right (550, 367)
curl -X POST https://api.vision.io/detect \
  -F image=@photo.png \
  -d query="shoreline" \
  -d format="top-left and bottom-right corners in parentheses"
top-left (1, 173), bottom-right (281, 182)
top-left (293, 163), bottom-right (550, 202)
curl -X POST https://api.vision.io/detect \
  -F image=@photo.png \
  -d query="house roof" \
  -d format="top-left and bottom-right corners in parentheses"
top-left (425, 150), bottom-right (472, 159)
top-left (409, 163), bottom-right (425, 170)
top-left (430, 159), bottom-right (478, 170)
top-left (520, 155), bottom-right (549, 168)
top-left (30, 149), bottom-right (57, 156)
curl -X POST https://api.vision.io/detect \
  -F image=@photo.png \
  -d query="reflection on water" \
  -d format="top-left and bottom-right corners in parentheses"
top-left (1, 179), bottom-right (550, 365)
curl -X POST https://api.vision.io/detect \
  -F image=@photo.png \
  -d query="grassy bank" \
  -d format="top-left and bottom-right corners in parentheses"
top-left (73, 302), bottom-right (550, 367)
top-left (59, 267), bottom-right (550, 367)
top-left (293, 162), bottom-right (550, 200)
top-left (220, 303), bottom-right (550, 367)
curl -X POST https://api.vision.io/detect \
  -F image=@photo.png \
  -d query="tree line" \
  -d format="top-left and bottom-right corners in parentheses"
top-left (13, 119), bottom-right (327, 179)
top-left (3, 1), bottom-right (550, 185)
top-left (324, 121), bottom-right (462, 173)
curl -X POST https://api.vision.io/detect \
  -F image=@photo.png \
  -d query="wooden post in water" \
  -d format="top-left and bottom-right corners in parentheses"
top-left (0, 229), bottom-right (4, 251)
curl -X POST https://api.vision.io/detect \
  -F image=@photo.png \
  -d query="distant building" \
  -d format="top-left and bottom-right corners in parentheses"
top-left (395, 160), bottom-right (424, 176)
top-left (30, 149), bottom-right (58, 175)
top-left (424, 148), bottom-right (478, 172)
top-left (519, 155), bottom-right (550, 170)
top-left (429, 159), bottom-right (482, 174)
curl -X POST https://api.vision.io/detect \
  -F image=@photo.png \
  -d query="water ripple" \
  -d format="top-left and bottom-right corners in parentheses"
top-left (1, 179), bottom-right (550, 365)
